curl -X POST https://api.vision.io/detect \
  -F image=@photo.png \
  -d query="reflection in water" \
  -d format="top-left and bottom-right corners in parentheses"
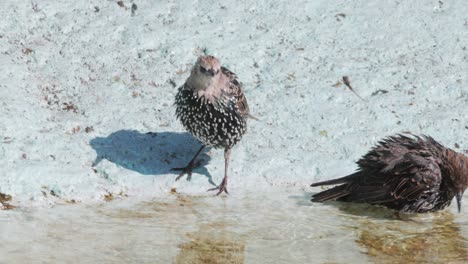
top-left (97, 194), bottom-right (247, 263)
top-left (336, 203), bottom-right (468, 263)
top-left (355, 213), bottom-right (468, 263)
top-left (175, 224), bottom-right (245, 264)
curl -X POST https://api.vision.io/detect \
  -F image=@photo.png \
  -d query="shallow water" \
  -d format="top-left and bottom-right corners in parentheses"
top-left (1, 191), bottom-right (467, 264)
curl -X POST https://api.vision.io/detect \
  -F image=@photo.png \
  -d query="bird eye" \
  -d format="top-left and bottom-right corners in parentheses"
top-left (200, 66), bottom-right (207, 73)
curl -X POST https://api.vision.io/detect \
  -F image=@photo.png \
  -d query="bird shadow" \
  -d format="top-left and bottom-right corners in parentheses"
top-left (90, 130), bottom-right (215, 185)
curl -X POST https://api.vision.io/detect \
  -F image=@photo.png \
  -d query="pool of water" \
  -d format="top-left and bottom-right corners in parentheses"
top-left (1, 190), bottom-right (467, 263)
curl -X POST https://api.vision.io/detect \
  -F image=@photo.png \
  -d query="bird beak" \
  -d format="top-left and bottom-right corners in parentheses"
top-left (207, 69), bottom-right (215, 76)
top-left (456, 192), bottom-right (463, 213)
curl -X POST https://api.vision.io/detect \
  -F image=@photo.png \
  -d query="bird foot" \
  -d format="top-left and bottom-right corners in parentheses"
top-left (207, 176), bottom-right (229, 195)
top-left (171, 160), bottom-right (203, 181)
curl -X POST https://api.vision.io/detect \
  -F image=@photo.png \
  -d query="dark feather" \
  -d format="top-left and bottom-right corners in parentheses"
top-left (311, 134), bottom-right (468, 213)
top-left (311, 185), bottom-right (350, 202)
top-left (221, 67), bottom-right (257, 119)
top-left (311, 172), bottom-right (360, 187)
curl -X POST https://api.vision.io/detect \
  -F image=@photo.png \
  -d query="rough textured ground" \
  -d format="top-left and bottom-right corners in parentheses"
top-left (0, 0), bottom-right (467, 206)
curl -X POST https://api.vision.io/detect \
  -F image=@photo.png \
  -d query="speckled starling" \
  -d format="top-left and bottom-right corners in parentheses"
top-left (173, 55), bottom-right (254, 195)
top-left (311, 134), bottom-right (468, 213)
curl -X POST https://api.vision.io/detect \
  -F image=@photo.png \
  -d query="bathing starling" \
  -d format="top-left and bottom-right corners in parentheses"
top-left (311, 134), bottom-right (468, 213)
top-left (173, 55), bottom-right (254, 195)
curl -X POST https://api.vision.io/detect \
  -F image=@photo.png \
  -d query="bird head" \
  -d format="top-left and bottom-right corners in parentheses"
top-left (187, 55), bottom-right (224, 102)
top-left (189, 56), bottom-right (221, 87)
top-left (447, 152), bottom-right (468, 213)
top-left (196, 55), bottom-right (221, 77)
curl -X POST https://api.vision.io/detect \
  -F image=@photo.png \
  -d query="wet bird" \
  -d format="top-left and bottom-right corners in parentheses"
top-left (173, 55), bottom-right (254, 195)
top-left (311, 134), bottom-right (468, 213)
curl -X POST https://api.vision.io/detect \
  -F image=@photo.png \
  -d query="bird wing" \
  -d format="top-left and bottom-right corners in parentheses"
top-left (221, 67), bottom-right (251, 117)
top-left (385, 153), bottom-right (442, 200)
top-left (347, 152), bottom-right (442, 204)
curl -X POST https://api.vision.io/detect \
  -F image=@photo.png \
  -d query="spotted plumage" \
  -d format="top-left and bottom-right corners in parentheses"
top-left (175, 67), bottom-right (248, 149)
top-left (172, 55), bottom-right (253, 195)
top-left (311, 134), bottom-right (468, 213)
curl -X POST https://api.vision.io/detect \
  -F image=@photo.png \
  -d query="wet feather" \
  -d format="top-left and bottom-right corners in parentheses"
top-left (311, 134), bottom-right (468, 213)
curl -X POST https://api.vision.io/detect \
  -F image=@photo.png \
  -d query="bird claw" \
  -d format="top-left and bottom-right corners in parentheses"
top-left (171, 160), bottom-right (202, 181)
top-left (207, 177), bottom-right (229, 195)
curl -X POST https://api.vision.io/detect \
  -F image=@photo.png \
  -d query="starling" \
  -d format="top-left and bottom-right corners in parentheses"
top-left (173, 55), bottom-right (254, 195)
top-left (311, 134), bottom-right (468, 213)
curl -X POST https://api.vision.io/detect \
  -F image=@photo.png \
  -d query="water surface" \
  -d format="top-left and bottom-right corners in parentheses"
top-left (1, 191), bottom-right (467, 263)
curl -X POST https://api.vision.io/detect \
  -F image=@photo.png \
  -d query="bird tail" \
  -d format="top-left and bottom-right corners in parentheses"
top-left (310, 173), bottom-right (361, 202)
top-left (311, 185), bottom-right (350, 202)
top-left (310, 172), bottom-right (359, 187)
top-left (246, 113), bottom-right (260, 121)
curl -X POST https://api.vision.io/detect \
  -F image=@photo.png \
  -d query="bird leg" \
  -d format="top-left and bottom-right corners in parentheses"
top-left (171, 145), bottom-right (205, 181)
top-left (208, 148), bottom-right (230, 195)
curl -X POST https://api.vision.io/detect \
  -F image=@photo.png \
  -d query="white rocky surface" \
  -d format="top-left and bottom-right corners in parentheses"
top-left (0, 0), bottom-right (467, 207)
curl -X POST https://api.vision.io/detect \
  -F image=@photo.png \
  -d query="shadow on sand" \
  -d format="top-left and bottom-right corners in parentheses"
top-left (90, 130), bottom-right (214, 184)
